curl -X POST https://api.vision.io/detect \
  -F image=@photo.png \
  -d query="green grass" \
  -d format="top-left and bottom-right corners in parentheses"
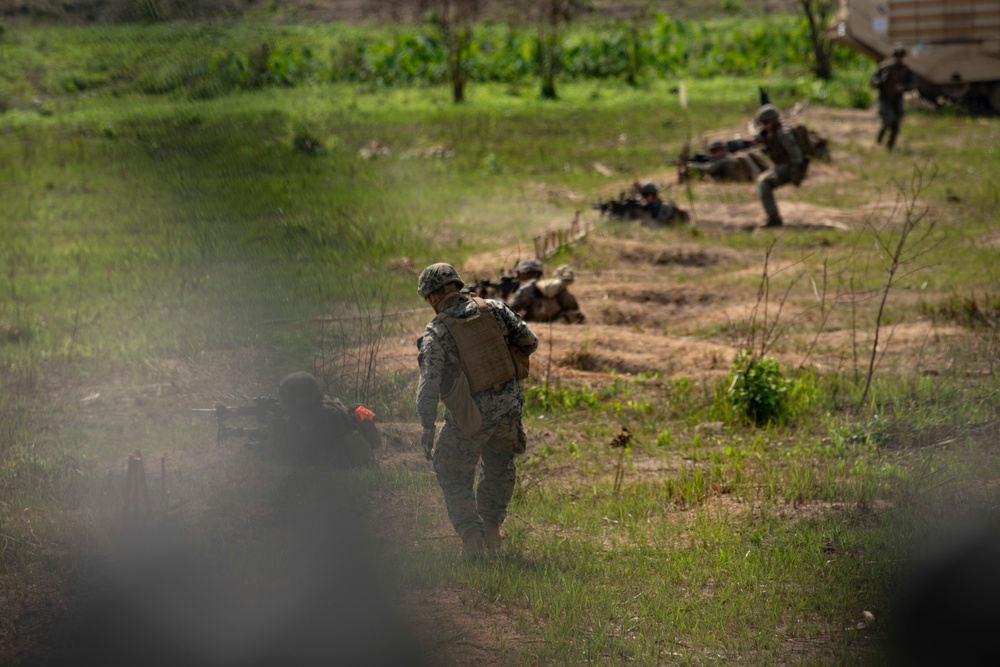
top-left (2, 17), bottom-right (1000, 666)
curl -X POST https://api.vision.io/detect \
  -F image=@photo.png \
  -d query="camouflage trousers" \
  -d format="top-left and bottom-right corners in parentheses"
top-left (433, 413), bottom-right (525, 540)
top-left (878, 97), bottom-right (905, 148)
top-left (757, 164), bottom-right (794, 222)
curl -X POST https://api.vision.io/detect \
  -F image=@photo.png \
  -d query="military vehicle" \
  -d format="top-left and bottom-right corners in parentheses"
top-left (831, 0), bottom-right (1000, 112)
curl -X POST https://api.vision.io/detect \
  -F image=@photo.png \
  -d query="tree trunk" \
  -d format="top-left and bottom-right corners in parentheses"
top-left (540, 32), bottom-right (557, 99)
top-left (539, 10), bottom-right (558, 99)
top-left (800, 0), bottom-right (833, 81)
top-left (448, 27), bottom-right (467, 103)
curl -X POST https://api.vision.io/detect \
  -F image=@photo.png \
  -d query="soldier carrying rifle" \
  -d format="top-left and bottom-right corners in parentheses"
top-left (593, 181), bottom-right (688, 225)
top-left (462, 273), bottom-right (520, 301)
top-left (194, 371), bottom-right (380, 467)
top-left (507, 258), bottom-right (585, 324)
top-left (276, 371), bottom-right (380, 467)
top-left (871, 44), bottom-right (916, 150)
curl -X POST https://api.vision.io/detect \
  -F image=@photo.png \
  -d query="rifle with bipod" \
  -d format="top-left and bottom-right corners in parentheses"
top-left (192, 396), bottom-right (288, 446)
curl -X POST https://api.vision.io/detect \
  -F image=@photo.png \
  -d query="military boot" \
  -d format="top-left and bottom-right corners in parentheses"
top-left (462, 530), bottom-right (486, 561)
top-left (483, 521), bottom-right (503, 552)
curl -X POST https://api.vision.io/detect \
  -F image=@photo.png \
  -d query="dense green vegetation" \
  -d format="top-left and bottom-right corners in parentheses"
top-left (0, 14), bottom-right (869, 102)
top-left (1, 13), bottom-right (999, 666)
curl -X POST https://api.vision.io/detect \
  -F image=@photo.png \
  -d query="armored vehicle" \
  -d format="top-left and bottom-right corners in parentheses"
top-left (831, 0), bottom-right (1000, 112)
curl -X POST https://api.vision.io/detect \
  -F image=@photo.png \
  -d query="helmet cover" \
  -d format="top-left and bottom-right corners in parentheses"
top-left (417, 263), bottom-right (464, 298)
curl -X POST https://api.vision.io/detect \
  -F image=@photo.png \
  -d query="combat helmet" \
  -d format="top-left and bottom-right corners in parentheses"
top-left (638, 182), bottom-right (659, 197)
top-left (515, 258), bottom-right (544, 277)
top-left (708, 140), bottom-right (726, 153)
top-left (417, 263), bottom-right (464, 298)
top-left (278, 371), bottom-right (324, 415)
top-left (756, 104), bottom-right (780, 124)
top-left (892, 43), bottom-right (907, 57)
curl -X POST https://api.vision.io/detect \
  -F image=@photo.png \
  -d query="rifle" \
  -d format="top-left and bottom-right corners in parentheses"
top-left (194, 395), bottom-right (383, 453)
top-left (593, 180), bottom-right (646, 217)
top-left (592, 193), bottom-right (647, 219)
top-left (463, 274), bottom-right (520, 300)
top-left (192, 396), bottom-right (287, 445)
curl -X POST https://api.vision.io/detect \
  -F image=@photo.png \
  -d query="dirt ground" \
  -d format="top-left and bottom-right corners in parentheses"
top-left (360, 104), bottom-right (977, 661)
top-left (11, 102), bottom-right (983, 666)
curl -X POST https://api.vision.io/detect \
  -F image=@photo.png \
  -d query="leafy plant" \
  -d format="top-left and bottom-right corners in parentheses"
top-left (728, 348), bottom-right (791, 425)
top-left (292, 126), bottom-right (326, 156)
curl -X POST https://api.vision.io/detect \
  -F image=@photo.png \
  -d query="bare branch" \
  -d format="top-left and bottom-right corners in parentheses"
top-left (860, 165), bottom-right (938, 405)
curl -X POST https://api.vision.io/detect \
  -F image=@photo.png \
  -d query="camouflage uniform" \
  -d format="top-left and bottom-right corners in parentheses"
top-left (755, 105), bottom-right (806, 227)
top-left (417, 289), bottom-right (538, 546)
top-left (690, 143), bottom-right (748, 182)
top-left (508, 276), bottom-right (585, 324)
top-left (871, 48), bottom-right (916, 150)
top-left (637, 183), bottom-right (684, 224)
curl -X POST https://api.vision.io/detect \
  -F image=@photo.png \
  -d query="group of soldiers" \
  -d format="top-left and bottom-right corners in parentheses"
top-left (596, 44), bottom-right (914, 228)
top-left (409, 47), bottom-right (916, 559)
top-left (677, 103), bottom-right (823, 227)
top-left (226, 48), bottom-right (919, 562)
top-left (232, 257), bottom-right (577, 562)
top-left (593, 103), bottom-right (815, 228)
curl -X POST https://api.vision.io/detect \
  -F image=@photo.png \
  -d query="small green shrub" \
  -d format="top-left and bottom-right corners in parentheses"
top-left (830, 414), bottom-right (889, 450)
top-left (524, 383), bottom-right (599, 413)
top-left (727, 349), bottom-right (791, 426)
top-left (921, 292), bottom-right (1000, 329)
top-left (482, 152), bottom-right (501, 174)
top-left (292, 126), bottom-right (326, 156)
top-left (849, 86), bottom-right (873, 109)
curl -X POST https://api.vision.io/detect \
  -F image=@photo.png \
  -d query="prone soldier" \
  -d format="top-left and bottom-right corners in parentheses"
top-left (685, 140), bottom-right (750, 182)
top-left (593, 181), bottom-right (688, 225)
top-left (507, 258), bottom-right (585, 324)
top-left (462, 273), bottom-right (520, 301)
top-left (275, 371), bottom-right (380, 467)
top-left (195, 372), bottom-right (380, 466)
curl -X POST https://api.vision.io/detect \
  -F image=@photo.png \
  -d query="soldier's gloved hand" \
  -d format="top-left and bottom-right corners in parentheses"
top-left (421, 427), bottom-right (436, 461)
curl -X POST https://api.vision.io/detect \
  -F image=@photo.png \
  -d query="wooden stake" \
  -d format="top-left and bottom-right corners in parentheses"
top-left (160, 455), bottom-right (167, 518)
top-left (135, 449), bottom-right (152, 518)
top-left (124, 455), bottom-right (136, 526)
top-left (131, 455), bottom-right (141, 522)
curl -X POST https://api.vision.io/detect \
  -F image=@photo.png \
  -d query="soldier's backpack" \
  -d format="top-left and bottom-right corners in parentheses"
top-left (535, 277), bottom-right (567, 299)
top-left (793, 125), bottom-right (830, 161)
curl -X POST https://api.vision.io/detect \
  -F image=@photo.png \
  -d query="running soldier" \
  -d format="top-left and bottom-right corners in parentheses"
top-left (871, 44), bottom-right (916, 150)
